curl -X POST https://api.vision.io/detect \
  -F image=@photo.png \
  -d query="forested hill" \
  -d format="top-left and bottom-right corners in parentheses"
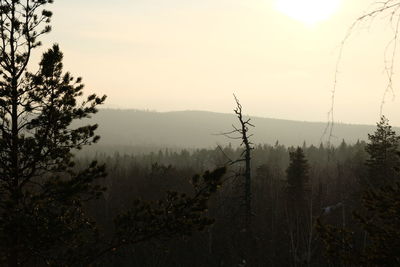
top-left (90, 109), bottom-right (387, 149)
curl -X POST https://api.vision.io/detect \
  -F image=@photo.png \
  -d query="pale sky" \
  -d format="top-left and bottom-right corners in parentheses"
top-left (35, 0), bottom-right (400, 125)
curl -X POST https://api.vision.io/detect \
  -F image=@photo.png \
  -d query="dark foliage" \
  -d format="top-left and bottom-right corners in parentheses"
top-left (365, 116), bottom-right (400, 188)
top-left (287, 147), bottom-right (309, 197)
top-left (0, 1), bottom-right (107, 263)
top-left (318, 117), bottom-right (400, 266)
top-left (80, 141), bottom-right (366, 266)
top-left (0, 1), bottom-right (226, 266)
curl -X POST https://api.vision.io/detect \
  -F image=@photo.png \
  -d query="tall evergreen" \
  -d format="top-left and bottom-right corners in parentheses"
top-left (0, 1), bottom-right (225, 266)
top-left (365, 116), bottom-right (400, 188)
top-left (285, 147), bottom-right (312, 266)
top-left (0, 1), bottom-right (107, 265)
top-left (286, 147), bottom-right (309, 198)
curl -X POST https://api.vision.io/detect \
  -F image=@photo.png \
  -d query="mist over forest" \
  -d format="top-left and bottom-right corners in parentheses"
top-left (88, 109), bottom-right (383, 150)
top-left (1, 1), bottom-right (400, 267)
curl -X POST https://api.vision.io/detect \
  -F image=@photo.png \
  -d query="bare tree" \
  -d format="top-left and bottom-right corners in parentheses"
top-left (221, 94), bottom-right (255, 230)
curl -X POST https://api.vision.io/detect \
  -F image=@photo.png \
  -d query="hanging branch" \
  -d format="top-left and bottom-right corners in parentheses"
top-left (322, 0), bottom-right (400, 145)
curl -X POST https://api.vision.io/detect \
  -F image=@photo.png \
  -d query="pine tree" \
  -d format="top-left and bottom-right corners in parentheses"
top-left (0, 1), bottom-right (226, 266)
top-left (365, 115), bottom-right (400, 188)
top-left (0, 1), bottom-right (106, 265)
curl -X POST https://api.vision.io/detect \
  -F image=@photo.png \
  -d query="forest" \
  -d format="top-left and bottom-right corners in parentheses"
top-left (80, 117), bottom-right (398, 266)
top-left (1, 0), bottom-right (400, 266)
top-left (82, 139), bottom-right (366, 266)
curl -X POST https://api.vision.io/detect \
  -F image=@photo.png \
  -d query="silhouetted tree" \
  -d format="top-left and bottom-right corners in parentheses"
top-left (365, 115), bottom-right (400, 188)
top-left (233, 95), bottom-right (254, 230)
top-left (285, 147), bottom-right (313, 267)
top-left (287, 147), bottom-right (309, 198)
top-left (0, 1), bottom-right (107, 265)
top-left (0, 1), bottom-right (226, 266)
top-left (221, 95), bottom-right (254, 229)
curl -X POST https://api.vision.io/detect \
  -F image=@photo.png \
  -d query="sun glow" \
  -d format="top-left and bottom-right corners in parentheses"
top-left (275, 0), bottom-right (341, 26)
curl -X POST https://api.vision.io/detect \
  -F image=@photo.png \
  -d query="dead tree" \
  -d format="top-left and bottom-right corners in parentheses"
top-left (221, 94), bottom-right (255, 230)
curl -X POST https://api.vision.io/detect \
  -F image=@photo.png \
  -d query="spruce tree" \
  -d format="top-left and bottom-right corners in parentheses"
top-left (285, 147), bottom-right (311, 266)
top-left (286, 147), bottom-right (309, 198)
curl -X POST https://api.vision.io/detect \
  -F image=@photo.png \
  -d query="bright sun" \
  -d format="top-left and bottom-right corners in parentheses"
top-left (275, 0), bottom-right (341, 26)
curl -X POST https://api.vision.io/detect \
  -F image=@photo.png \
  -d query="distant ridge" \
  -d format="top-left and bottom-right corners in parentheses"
top-left (89, 109), bottom-right (383, 149)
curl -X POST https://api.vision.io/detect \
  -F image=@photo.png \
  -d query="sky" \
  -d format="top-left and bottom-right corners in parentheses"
top-left (34, 0), bottom-right (400, 125)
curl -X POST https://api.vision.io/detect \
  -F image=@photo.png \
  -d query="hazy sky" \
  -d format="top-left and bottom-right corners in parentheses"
top-left (35, 0), bottom-right (400, 125)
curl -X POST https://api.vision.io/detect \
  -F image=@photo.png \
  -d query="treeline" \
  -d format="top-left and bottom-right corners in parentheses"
top-left (3, 1), bottom-right (399, 266)
top-left (81, 137), bottom-right (369, 266)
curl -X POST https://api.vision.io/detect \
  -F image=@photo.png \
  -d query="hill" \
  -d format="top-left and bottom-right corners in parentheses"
top-left (84, 109), bottom-right (383, 151)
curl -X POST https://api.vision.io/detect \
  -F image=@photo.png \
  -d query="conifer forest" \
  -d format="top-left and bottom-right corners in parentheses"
top-left (1, 0), bottom-right (400, 266)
